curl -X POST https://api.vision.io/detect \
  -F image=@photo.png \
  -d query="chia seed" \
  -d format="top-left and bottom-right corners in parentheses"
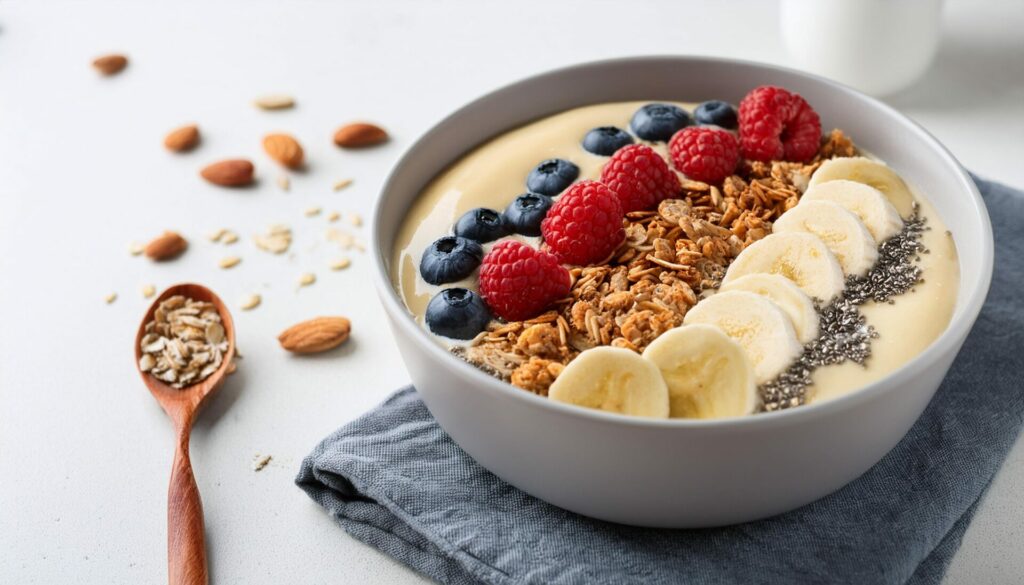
top-left (760, 207), bottom-right (928, 412)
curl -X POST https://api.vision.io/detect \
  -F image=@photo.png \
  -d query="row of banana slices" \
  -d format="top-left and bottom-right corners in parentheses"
top-left (548, 157), bottom-right (917, 420)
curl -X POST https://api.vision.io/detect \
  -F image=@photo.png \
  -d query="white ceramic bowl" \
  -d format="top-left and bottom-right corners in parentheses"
top-left (371, 57), bottom-right (993, 528)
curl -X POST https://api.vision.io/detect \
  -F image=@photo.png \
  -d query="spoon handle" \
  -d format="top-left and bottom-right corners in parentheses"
top-left (168, 426), bottom-right (209, 585)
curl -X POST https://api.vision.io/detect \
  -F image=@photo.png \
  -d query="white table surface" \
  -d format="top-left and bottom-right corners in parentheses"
top-left (2, 1), bottom-right (1022, 583)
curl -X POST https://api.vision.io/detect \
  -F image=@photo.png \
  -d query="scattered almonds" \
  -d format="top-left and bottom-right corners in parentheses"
top-left (252, 454), bottom-right (273, 471)
top-left (298, 273), bottom-right (316, 287)
top-left (349, 213), bottom-right (363, 227)
top-left (129, 242), bottom-right (145, 256)
top-left (144, 231), bottom-right (188, 261)
top-left (254, 224), bottom-right (292, 254)
top-left (277, 174), bottom-right (290, 192)
top-left (201, 159), bottom-right (255, 187)
top-left (240, 294), bottom-right (261, 311)
top-left (93, 54), bottom-right (128, 76)
top-left (105, 292), bottom-right (118, 304)
top-left (330, 258), bottom-right (351, 270)
top-left (333, 122), bottom-right (388, 148)
top-left (218, 256), bottom-right (241, 269)
top-left (142, 284), bottom-right (156, 299)
top-left (332, 178), bottom-right (354, 192)
top-left (304, 206), bottom-right (321, 217)
top-left (263, 133), bottom-right (304, 169)
top-left (253, 94), bottom-right (295, 110)
top-left (164, 124), bottom-right (200, 152)
top-left (278, 316), bottom-right (351, 354)
top-left (138, 295), bottom-right (229, 388)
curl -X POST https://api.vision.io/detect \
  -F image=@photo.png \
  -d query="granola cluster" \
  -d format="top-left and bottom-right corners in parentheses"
top-left (454, 130), bottom-right (857, 395)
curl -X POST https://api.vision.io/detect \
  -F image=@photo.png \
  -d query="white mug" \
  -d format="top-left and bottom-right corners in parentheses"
top-left (779, 0), bottom-right (944, 97)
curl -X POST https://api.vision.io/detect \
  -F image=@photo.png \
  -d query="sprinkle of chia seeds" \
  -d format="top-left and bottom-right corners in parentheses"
top-left (760, 207), bottom-right (927, 412)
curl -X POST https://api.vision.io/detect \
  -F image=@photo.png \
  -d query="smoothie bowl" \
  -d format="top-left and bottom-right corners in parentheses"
top-left (371, 57), bottom-right (992, 527)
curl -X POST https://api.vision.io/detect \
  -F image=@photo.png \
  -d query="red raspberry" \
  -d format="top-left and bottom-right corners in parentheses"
top-left (599, 144), bottom-right (681, 212)
top-left (540, 180), bottom-right (625, 265)
top-left (668, 127), bottom-right (740, 184)
top-left (478, 240), bottom-right (570, 321)
top-left (738, 86), bottom-right (822, 162)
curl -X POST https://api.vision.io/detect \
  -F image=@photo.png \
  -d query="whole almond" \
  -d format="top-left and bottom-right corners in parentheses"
top-left (164, 124), bottom-right (200, 152)
top-left (144, 231), bottom-right (188, 261)
top-left (201, 159), bottom-right (255, 187)
top-left (93, 54), bottom-right (128, 76)
top-left (278, 317), bottom-right (351, 354)
top-left (333, 123), bottom-right (388, 148)
top-left (263, 133), bottom-right (304, 169)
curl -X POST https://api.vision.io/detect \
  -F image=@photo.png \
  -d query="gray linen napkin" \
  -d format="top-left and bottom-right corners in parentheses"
top-left (297, 177), bottom-right (1024, 585)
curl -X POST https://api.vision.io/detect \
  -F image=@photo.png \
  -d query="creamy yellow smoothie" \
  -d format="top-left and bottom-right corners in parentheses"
top-left (390, 101), bottom-right (959, 406)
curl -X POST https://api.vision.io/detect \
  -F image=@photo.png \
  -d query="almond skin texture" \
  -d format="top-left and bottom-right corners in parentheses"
top-left (263, 133), bottom-right (304, 169)
top-left (93, 54), bottom-right (128, 76)
top-left (164, 124), bottom-right (200, 152)
top-left (201, 159), bottom-right (255, 187)
top-left (278, 317), bottom-right (351, 354)
top-left (144, 231), bottom-right (188, 261)
top-left (333, 123), bottom-right (388, 148)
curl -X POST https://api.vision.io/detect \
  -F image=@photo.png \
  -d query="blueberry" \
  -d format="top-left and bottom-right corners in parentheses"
top-left (629, 103), bottom-right (691, 141)
top-left (526, 158), bottom-right (579, 196)
top-left (425, 288), bottom-right (492, 340)
top-left (693, 100), bottom-right (738, 129)
top-left (419, 236), bottom-right (483, 285)
top-left (582, 126), bottom-right (634, 156)
top-left (503, 193), bottom-right (553, 237)
top-left (454, 208), bottom-right (508, 243)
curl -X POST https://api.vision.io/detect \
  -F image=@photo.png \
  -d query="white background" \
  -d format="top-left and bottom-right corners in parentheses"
top-left (2, 1), bottom-right (1022, 583)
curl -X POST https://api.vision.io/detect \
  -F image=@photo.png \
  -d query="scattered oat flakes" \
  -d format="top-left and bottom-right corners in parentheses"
top-left (298, 272), bottom-right (316, 287)
top-left (208, 228), bottom-right (228, 242)
top-left (333, 178), bottom-right (353, 192)
top-left (277, 174), bottom-right (290, 192)
top-left (252, 454), bottom-right (272, 472)
top-left (138, 295), bottom-right (228, 389)
top-left (304, 206), bottom-right (322, 217)
top-left (253, 94), bottom-right (294, 110)
top-left (240, 294), bottom-right (261, 311)
top-left (254, 224), bottom-right (292, 254)
top-left (142, 284), bottom-right (156, 299)
top-left (327, 211), bottom-right (341, 222)
top-left (129, 242), bottom-right (145, 256)
top-left (330, 258), bottom-right (351, 270)
top-left (326, 227), bottom-right (365, 252)
top-left (105, 292), bottom-right (118, 304)
top-left (221, 231), bottom-right (238, 244)
top-left (219, 256), bottom-right (241, 269)
top-left (349, 213), bottom-right (363, 227)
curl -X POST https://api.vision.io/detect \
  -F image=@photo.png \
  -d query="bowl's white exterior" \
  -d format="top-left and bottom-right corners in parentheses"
top-left (371, 57), bottom-right (993, 528)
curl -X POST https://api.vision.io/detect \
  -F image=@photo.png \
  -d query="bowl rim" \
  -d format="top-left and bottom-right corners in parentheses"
top-left (371, 55), bottom-right (994, 430)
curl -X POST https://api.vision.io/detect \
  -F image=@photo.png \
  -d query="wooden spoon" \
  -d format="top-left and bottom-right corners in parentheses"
top-left (135, 284), bottom-right (236, 585)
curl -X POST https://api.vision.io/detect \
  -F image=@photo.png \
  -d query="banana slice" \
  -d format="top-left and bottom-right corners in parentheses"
top-left (548, 346), bottom-right (669, 418)
top-left (800, 179), bottom-right (904, 243)
top-left (721, 232), bottom-right (845, 304)
top-left (773, 200), bottom-right (878, 277)
top-left (808, 156), bottom-right (915, 218)
top-left (642, 324), bottom-right (758, 419)
top-left (720, 273), bottom-right (820, 343)
top-left (683, 291), bottom-right (803, 384)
